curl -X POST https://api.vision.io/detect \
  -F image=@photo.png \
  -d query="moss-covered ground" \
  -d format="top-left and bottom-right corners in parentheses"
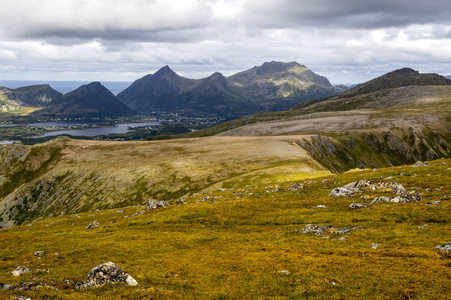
top-left (0, 159), bottom-right (450, 299)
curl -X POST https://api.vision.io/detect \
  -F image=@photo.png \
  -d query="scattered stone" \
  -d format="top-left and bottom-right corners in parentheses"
top-left (440, 195), bottom-right (451, 200)
top-left (175, 198), bottom-right (185, 204)
top-left (335, 237), bottom-right (347, 241)
top-left (116, 210), bottom-right (124, 213)
top-left (370, 191), bottom-right (422, 204)
top-left (301, 224), bottom-right (335, 235)
top-left (372, 168), bottom-right (379, 172)
top-left (334, 226), bottom-right (365, 235)
top-left (86, 221), bottom-right (100, 230)
top-left (301, 224), bottom-right (364, 236)
top-left (12, 266), bottom-right (33, 277)
top-left (435, 242), bottom-right (451, 254)
top-left (34, 251), bottom-right (45, 257)
top-left (278, 270), bottom-right (290, 275)
top-left (286, 183), bottom-right (304, 191)
top-left (75, 261), bottom-right (138, 290)
top-left (384, 176), bottom-right (394, 180)
top-left (311, 205), bottom-right (327, 209)
top-left (321, 179), bottom-right (329, 183)
top-left (145, 199), bottom-right (170, 210)
top-left (7, 281), bottom-right (58, 292)
top-left (419, 224), bottom-right (428, 229)
top-left (413, 161), bottom-right (429, 168)
top-left (371, 243), bottom-right (380, 249)
top-left (64, 279), bottom-right (74, 284)
top-left (349, 203), bottom-right (372, 209)
top-left (53, 252), bottom-right (60, 257)
top-left (0, 283), bottom-right (11, 290)
top-left (15, 296), bottom-right (31, 300)
top-left (427, 201), bottom-right (441, 206)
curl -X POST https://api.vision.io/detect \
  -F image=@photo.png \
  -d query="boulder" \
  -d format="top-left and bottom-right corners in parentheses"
top-left (75, 261), bottom-right (138, 290)
top-left (145, 199), bottom-right (170, 210)
top-left (12, 266), bottom-right (33, 277)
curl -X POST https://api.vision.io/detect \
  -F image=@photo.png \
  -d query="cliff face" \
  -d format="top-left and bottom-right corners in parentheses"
top-left (296, 126), bottom-right (451, 173)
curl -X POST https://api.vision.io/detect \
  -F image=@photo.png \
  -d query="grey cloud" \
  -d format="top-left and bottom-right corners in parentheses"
top-left (0, 0), bottom-right (213, 42)
top-left (241, 0), bottom-right (451, 29)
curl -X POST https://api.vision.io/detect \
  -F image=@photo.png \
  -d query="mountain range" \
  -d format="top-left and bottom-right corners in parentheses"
top-left (118, 61), bottom-right (345, 116)
top-left (1, 61), bottom-right (345, 118)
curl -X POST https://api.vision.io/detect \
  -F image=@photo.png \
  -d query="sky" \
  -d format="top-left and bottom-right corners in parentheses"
top-left (1, 0), bottom-right (451, 84)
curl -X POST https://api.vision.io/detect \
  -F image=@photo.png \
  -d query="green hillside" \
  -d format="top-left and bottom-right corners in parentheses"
top-left (0, 160), bottom-right (449, 299)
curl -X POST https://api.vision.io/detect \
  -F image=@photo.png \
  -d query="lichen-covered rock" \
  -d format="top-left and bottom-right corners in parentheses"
top-left (435, 242), bottom-right (451, 254)
top-left (349, 203), bottom-right (372, 209)
top-left (12, 266), bottom-right (33, 277)
top-left (75, 261), bottom-right (138, 290)
top-left (145, 199), bottom-right (170, 210)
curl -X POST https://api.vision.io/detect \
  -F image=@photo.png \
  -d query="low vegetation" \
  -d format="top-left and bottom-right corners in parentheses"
top-left (0, 159), bottom-right (449, 299)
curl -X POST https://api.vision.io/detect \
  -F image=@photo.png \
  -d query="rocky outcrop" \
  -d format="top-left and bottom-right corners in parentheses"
top-left (75, 261), bottom-right (138, 290)
top-left (329, 186), bottom-right (361, 197)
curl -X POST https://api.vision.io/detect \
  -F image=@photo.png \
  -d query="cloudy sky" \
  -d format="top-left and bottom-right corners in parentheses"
top-left (1, 0), bottom-right (451, 84)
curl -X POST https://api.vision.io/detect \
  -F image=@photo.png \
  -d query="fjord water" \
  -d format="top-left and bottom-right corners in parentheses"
top-left (0, 80), bottom-right (132, 95)
top-left (33, 122), bottom-right (160, 138)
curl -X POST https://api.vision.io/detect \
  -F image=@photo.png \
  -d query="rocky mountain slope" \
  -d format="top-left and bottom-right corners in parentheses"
top-left (292, 68), bottom-right (451, 111)
top-left (117, 61), bottom-right (343, 116)
top-left (0, 85), bottom-right (62, 113)
top-left (35, 82), bottom-right (132, 118)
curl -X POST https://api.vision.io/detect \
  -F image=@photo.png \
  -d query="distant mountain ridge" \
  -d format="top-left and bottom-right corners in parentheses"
top-left (118, 61), bottom-right (344, 116)
top-left (293, 68), bottom-right (451, 111)
top-left (39, 82), bottom-right (132, 118)
top-left (0, 85), bottom-right (62, 113)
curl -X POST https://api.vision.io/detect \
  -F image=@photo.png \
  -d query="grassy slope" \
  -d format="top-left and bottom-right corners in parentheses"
top-left (0, 136), bottom-right (325, 227)
top-left (0, 159), bottom-right (449, 299)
